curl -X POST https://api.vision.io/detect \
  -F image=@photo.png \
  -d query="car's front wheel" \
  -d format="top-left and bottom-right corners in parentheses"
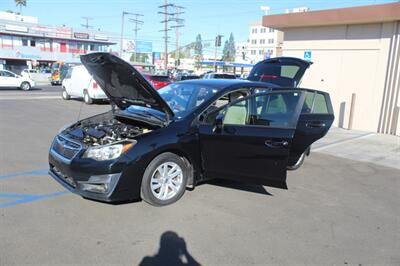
top-left (141, 152), bottom-right (188, 206)
top-left (20, 82), bottom-right (31, 91)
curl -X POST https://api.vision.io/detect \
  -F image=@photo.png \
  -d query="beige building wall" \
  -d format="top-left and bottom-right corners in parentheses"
top-left (281, 22), bottom-right (400, 134)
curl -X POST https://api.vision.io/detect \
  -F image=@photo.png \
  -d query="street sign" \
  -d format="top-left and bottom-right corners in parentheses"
top-left (304, 50), bottom-right (312, 61)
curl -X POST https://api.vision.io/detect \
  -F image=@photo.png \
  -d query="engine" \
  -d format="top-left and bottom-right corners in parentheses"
top-left (65, 119), bottom-right (151, 146)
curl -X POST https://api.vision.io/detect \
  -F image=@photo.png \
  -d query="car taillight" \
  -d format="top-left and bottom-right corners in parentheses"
top-left (92, 82), bottom-right (98, 89)
top-left (260, 75), bottom-right (278, 79)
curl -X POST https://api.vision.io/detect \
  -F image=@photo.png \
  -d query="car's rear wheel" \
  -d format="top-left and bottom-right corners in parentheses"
top-left (20, 82), bottom-right (31, 91)
top-left (83, 90), bottom-right (93, 104)
top-left (62, 88), bottom-right (70, 100)
top-left (141, 152), bottom-right (188, 206)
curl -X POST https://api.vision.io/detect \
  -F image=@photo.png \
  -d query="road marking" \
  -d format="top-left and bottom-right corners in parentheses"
top-left (0, 191), bottom-right (69, 208)
top-left (0, 96), bottom-right (60, 100)
top-left (0, 169), bottom-right (48, 180)
top-left (312, 132), bottom-right (375, 152)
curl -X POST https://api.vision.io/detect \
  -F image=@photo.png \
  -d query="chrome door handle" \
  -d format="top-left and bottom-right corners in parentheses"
top-left (265, 140), bottom-right (289, 148)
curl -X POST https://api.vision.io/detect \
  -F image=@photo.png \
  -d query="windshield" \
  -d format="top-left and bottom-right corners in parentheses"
top-left (158, 83), bottom-right (219, 118)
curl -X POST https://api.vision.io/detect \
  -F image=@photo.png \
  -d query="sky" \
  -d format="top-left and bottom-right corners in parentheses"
top-left (0, 0), bottom-right (397, 55)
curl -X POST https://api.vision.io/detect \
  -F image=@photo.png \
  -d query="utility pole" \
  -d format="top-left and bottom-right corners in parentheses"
top-left (159, 0), bottom-right (175, 70)
top-left (81, 17), bottom-right (93, 29)
top-left (128, 14), bottom-right (144, 62)
top-left (120, 11), bottom-right (137, 58)
top-left (170, 5), bottom-right (184, 67)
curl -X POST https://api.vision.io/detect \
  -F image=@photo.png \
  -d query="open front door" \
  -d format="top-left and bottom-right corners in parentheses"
top-left (199, 90), bottom-right (305, 189)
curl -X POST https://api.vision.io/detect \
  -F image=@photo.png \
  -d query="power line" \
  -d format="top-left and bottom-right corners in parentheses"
top-left (170, 5), bottom-right (185, 65)
top-left (81, 17), bottom-right (93, 29)
top-left (128, 14), bottom-right (144, 62)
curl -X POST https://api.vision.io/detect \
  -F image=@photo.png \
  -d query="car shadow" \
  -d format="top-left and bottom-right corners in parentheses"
top-left (138, 231), bottom-right (201, 266)
top-left (0, 87), bottom-right (42, 91)
top-left (200, 179), bottom-right (273, 196)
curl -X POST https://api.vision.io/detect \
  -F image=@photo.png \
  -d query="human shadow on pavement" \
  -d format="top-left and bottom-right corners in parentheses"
top-left (138, 231), bottom-right (201, 266)
top-left (202, 179), bottom-right (272, 196)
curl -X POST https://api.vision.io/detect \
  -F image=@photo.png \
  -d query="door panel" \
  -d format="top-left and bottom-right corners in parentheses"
top-left (288, 91), bottom-right (334, 165)
top-left (199, 90), bottom-right (305, 188)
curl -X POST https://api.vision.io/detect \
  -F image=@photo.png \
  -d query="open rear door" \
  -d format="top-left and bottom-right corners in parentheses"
top-left (288, 90), bottom-right (334, 167)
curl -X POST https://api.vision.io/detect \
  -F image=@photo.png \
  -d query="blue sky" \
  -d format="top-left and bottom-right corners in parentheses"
top-left (0, 0), bottom-right (396, 54)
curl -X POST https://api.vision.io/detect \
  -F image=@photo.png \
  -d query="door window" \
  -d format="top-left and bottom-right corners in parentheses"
top-left (1, 71), bottom-right (15, 77)
top-left (215, 91), bottom-right (302, 128)
top-left (301, 91), bottom-right (329, 114)
top-left (202, 90), bottom-right (249, 123)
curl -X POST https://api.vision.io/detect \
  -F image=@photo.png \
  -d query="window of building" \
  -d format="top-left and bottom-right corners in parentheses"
top-left (269, 28), bottom-right (275, 33)
top-left (259, 49), bottom-right (264, 55)
top-left (22, 39), bottom-right (28, 46)
top-left (268, 38), bottom-right (274, 44)
top-left (260, 28), bottom-right (266, 33)
top-left (252, 28), bottom-right (257, 34)
top-left (251, 50), bottom-right (256, 55)
top-left (30, 40), bottom-right (36, 47)
top-left (260, 39), bottom-right (265, 44)
top-left (251, 39), bottom-right (257, 44)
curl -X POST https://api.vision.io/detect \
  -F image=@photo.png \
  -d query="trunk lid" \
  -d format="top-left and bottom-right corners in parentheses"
top-left (247, 57), bottom-right (312, 87)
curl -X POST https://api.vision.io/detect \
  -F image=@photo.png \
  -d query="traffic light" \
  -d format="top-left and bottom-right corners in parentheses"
top-left (215, 35), bottom-right (222, 47)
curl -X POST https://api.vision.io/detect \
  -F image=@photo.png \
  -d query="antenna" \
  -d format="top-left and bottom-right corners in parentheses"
top-left (81, 17), bottom-right (93, 29)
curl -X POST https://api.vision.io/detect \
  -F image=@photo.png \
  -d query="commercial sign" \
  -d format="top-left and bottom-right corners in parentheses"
top-left (5, 24), bottom-right (28, 33)
top-left (74, 32), bottom-right (90, 39)
top-left (56, 27), bottom-right (72, 38)
top-left (136, 41), bottom-right (153, 53)
top-left (94, 34), bottom-right (108, 41)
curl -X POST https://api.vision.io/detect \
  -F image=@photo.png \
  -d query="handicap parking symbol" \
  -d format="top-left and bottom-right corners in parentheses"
top-left (304, 50), bottom-right (312, 61)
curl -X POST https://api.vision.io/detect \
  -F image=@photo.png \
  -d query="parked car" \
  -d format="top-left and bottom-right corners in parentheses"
top-left (21, 69), bottom-right (37, 78)
top-left (49, 53), bottom-right (334, 206)
top-left (202, 73), bottom-right (236, 79)
top-left (180, 74), bottom-right (200, 81)
top-left (0, 70), bottom-right (35, 90)
top-left (144, 74), bottom-right (171, 89)
top-left (61, 65), bottom-right (107, 104)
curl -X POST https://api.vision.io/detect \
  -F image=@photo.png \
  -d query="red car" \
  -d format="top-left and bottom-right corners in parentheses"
top-left (145, 74), bottom-right (171, 89)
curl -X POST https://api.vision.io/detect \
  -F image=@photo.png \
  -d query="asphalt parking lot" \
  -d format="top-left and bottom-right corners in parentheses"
top-left (1, 85), bottom-right (399, 265)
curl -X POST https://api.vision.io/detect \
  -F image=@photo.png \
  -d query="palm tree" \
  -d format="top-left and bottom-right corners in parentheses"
top-left (15, 0), bottom-right (26, 14)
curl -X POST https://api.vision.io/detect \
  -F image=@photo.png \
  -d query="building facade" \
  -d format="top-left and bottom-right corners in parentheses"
top-left (0, 12), bottom-right (117, 73)
top-left (263, 2), bottom-right (400, 135)
top-left (246, 21), bottom-right (283, 64)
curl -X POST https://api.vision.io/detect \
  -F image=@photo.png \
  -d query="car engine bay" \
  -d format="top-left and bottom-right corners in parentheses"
top-left (63, 113), bottom-right (153, 146)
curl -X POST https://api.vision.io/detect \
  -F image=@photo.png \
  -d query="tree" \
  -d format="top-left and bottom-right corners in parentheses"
top-left (194, 34), bottom-right (203, 69)
top-left (222, 33), bottom-right (236, 62)
top-left (15, 0), bottom-right (26, 14)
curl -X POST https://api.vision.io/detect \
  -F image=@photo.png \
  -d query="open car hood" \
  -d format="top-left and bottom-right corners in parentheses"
top-left (247, 57), bottom-right (312, 87)
top-left (81, 53), bottom-right (174, 118)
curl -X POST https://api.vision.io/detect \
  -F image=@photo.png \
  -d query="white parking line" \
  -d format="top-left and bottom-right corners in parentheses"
top-left (0, 96), bottom-right (60, 100)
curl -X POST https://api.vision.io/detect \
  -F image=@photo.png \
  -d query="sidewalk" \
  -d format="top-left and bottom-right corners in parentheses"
top-left (312, 127), bottom-right (400, 170)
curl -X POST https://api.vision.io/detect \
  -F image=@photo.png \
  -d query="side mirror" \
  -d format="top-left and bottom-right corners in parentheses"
top-left (213, 113), bottom-right (224, 133)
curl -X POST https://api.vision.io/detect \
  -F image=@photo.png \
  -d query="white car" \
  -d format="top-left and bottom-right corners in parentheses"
top-left (0, 70), bottom-right (35, 90)
top-left (61, 65), bottom-right (107, 104)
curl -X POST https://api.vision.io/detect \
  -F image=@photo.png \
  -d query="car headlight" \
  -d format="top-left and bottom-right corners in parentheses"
top-left (82, 141), bottom-right (136, 161)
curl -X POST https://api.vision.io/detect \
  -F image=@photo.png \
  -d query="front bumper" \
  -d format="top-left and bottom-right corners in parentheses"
top-left (48, 135), bottom-right (141, 202)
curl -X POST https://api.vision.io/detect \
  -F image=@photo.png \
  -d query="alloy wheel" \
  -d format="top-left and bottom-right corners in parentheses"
top-left (150, 162), bottom-right (183, 200)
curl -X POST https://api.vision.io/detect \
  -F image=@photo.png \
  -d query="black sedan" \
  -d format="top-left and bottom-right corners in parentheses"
top-left (48, 53), bottom-right (334, 206)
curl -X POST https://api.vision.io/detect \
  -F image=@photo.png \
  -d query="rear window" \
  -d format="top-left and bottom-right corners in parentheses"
top-left (149, 75), bottom-right (170, 82)
top-left (214, 74), bottom-right (236, 79)
top-left (248, 63), bottom-right (301, 87)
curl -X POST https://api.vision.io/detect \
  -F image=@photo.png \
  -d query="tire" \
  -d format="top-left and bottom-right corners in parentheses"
top-left (141, 152), bottom-right (189, 206)
top-left (287, 152), bottom-right (306, 171)
top-left (62, 88), bottom-right (70, 100)
top-left (20, 82), bottom-right (31, 91)
top-left (83, 90), bottom-right (93, 104)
